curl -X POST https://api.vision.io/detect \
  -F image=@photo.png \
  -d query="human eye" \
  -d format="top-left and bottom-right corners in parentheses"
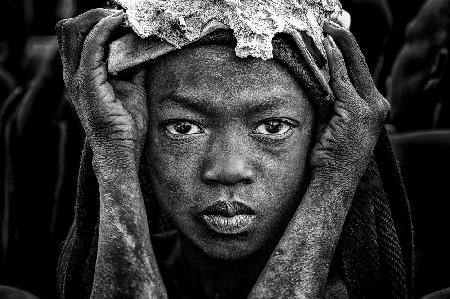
top-left (252, 118), bottom-right (297, 140)
top-left (164, 120), bottom-right (204, 136)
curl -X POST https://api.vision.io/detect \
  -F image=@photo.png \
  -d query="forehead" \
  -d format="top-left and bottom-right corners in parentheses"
top-left (146, 45), bottom-right (310, 113)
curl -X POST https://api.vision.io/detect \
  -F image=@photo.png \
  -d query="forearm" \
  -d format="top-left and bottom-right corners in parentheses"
top-left (249, 170), bottom-right (361, 298)
top-left (91, 163), bottom-right (167, 299)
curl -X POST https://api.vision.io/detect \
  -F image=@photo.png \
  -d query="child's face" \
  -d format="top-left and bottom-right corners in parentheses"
top-left (146, 45), bottom-right (315, 259)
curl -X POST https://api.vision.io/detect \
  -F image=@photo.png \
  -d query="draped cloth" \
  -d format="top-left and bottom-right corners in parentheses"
top-left (57, 31), bottom-right (413, 298)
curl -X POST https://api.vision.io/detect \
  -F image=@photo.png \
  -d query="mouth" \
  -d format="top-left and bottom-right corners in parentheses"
top-left (200, 201), bottom-right (256, 235)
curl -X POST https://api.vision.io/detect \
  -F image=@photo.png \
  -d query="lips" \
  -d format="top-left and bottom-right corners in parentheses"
top-left (200, 201), bottom-right (256, 235)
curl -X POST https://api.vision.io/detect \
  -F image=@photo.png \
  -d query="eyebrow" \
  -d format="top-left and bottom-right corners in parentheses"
top-left (158, 94), bottom-right (216, 117)
top-left (158, 93), bottom-right (294, 117)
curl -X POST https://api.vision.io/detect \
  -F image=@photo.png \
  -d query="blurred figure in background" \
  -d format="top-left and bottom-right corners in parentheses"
top-left (387, 0), bottom-right (450, 296)
top-left (0, 0), bottom-right (27, 104)
top-left (0, 0), bottom-right (104, 298)
top-left (377, 0), bottom-right (426, 95)
top-left (388, 0), bottom-right (450, 132)
top-left (0, 39), bottom-right (16, 105)
top-left (340, 0), bottom-right (392, 77)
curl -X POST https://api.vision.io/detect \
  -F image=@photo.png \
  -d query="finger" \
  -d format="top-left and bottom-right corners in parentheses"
top-left (56, 8), bottom-right (120, 82)
top-left (322, 35), bottom-right (359, 108)
top-left (79, 12), bottom-right (125, 84)
top-left (323, 20), bottom-right (376, 99)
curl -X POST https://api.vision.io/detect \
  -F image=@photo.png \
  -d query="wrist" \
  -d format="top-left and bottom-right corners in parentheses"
top-left (89, 138), bottom-right (141, 173)
top-left (310, 152), bottom-right (372, 189)
top-left (91, 149), bottom-right (140, 185)
top-left (310, 165), bottom-right (363, 194)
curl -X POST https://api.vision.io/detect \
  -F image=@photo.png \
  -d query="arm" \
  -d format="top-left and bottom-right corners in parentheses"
top-left (56, 9), bottom-right (167, 298)
top-left (249, 20), bottom-right (390, 298)
top-left (91, 165), bottom-right (166, 298)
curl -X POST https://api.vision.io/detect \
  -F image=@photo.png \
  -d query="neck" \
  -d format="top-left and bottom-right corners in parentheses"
top-left (177, 234), bottom-right (271, 299)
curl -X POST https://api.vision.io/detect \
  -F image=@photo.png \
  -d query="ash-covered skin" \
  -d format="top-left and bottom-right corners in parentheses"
top-left (146, 44), bottom-right (314, 262)
top-left (56, 10), bottom-right (167, 298)
top-left (249, 21), bottom-right (390, 298)
top-left (55, 7), bottom-right (389, 298)
top-left (113, 0), bottom-right (344, 59)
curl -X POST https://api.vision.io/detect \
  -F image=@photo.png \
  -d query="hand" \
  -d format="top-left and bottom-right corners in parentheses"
top-left (56, 9), bottom-right (148, 171)
top-left (249, 22), bottom-right (391, 298)
top-left (310, 20), bottom-right (390, 183)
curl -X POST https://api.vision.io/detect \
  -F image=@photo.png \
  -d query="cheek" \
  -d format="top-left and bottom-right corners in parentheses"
top-left (146, 128), bottom-right (206, 217)
top-left (145, 116), bottom-right (313, 238)
top-left (254, 124), bottom-right (313, 230)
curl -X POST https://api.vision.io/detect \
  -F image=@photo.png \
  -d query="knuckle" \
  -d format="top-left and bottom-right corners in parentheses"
top-left (370, 92), bottom-right (390, 114)
top-left (376, 98), bottom-right (391, 120)
top-left (61, 17), bottom-right (77, 36)
top-left (55, 19), bottom-right (69, 37)
top-left (381, 97), bottom-right (391, 112)
top-left (55, 19), bottom-right (72, 52)
top-left (84, 17), bottom-right (113, 46)
top-left (91, 7), bottom-right (109, 15)
top-left (68, 8), bottom-right (110, 36)
top-left (92, 17), bottom-right (108, 31)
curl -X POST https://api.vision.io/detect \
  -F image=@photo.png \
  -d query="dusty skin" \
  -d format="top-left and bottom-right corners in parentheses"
top-left (55, 8), bottom-right (389, 298)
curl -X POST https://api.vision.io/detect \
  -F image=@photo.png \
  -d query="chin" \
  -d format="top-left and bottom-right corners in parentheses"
top-left (177, 217), bottom-right (279, 261)
top-left (197, 235), bottom-right (267, 261)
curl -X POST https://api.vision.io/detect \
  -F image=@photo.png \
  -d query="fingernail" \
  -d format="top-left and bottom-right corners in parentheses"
top-left (329, 20), bottom-right (341, 28)
top-left (327, 35), bottom-right (337, 49)
top-left (110, 10), bottom-right (124, 17)
top-left (322, 35), bottom-right (331, 50)
top-left (322, 36), bottom-right (334, 65)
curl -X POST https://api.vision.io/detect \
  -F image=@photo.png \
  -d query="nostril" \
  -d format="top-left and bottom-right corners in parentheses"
top-left (203, 175), bottom-right (220, 186)
top-left (202, 162), bottom-right (255, 186)
top-left (241, 178), bottom-right (253, 185)
top-left (202, 171), bottom-right (254, 186)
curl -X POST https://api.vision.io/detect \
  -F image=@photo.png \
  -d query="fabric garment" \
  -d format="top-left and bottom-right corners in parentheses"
top-left (57, 30), bottom-right (413, 299)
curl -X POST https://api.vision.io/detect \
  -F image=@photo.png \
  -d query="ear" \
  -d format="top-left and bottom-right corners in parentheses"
top-left (424, 47), bottom-right (449, 91)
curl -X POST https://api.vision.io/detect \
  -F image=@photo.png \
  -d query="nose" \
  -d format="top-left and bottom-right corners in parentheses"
top-left (202, 135), bottom-right (255, 186)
